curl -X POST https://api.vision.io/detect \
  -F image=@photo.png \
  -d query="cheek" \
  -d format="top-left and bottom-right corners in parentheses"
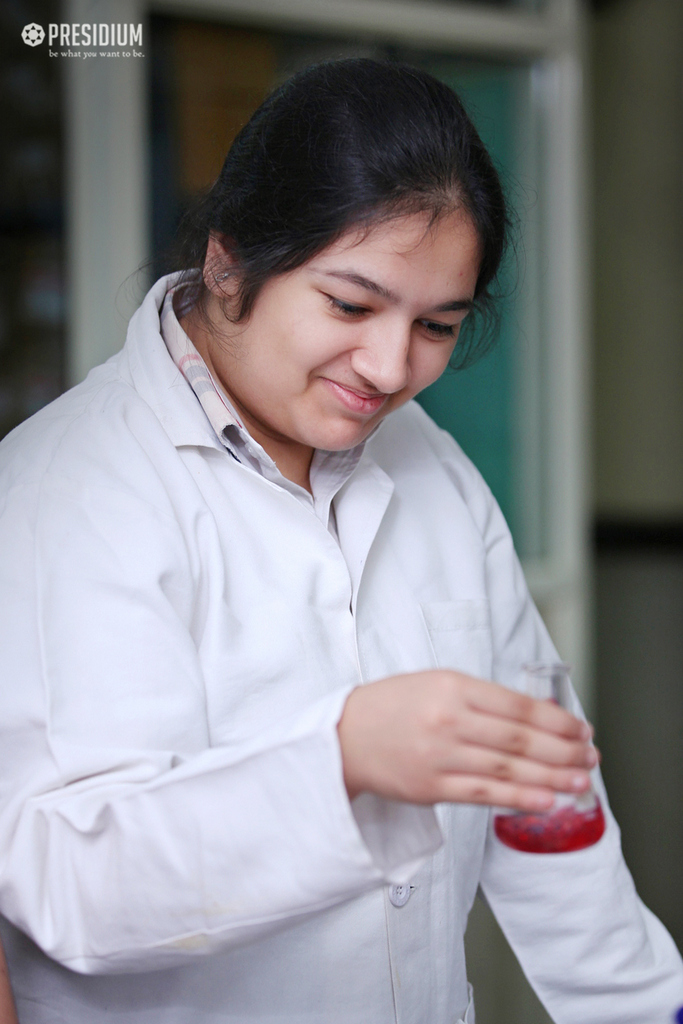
top-left (412, 341), bottom-right (456, 392)
top-left (299, 322), bottom-right (360, 375)
top-left (244, 292), bottom-right (321, 375)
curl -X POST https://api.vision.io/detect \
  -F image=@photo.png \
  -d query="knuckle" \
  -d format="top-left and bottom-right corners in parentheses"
top-left (511, 692), bottom-right (531, 718)
top-left (421, 702), bottom-right (451, 736)
top-left (507, 728), bottom-right (529, 756)
top-left (436, 670), bottom-right (460, 703)
top-left (424, 684), bottom-right (463, 735)
top-left (466, 781), bottom-right (492, 803)
top-left (492, 758), bottom-right (513, 781)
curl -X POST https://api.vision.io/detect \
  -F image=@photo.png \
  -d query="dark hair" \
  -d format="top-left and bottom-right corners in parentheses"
top-left (173, 58), bottom-right (509, 368)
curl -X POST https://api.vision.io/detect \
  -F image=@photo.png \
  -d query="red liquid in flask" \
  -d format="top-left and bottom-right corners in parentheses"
top-left (494, 798), bottom-right (606, 853)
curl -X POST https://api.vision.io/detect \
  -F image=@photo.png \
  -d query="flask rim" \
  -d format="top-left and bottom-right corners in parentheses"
top-left (522, 661), bottom-right (572, 676)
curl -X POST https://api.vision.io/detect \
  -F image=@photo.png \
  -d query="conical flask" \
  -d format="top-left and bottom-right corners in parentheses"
top-left (493, 663), bottom-right (606, 853)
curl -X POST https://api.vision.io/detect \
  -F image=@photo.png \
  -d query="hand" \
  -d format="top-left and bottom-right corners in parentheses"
top-left (337, 670), bottom-right (597, 811)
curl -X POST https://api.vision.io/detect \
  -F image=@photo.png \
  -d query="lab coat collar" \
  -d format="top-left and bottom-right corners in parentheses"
top-left (158, 285), bottom-right (369, 498)
top-left (120, 276), bottom-right (392, 483)
top-left (334, 453), bottom-right (395, 613)
top-left (120, 273), bottom-right (226, 452)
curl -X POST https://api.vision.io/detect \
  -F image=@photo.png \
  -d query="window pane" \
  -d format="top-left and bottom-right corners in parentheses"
top-left (409, 56), bottom-right (526, 544)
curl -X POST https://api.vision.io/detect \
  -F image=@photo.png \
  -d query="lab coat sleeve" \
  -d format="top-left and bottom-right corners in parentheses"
top-left (465, 465), bottom-right (683, 1023)
top-left (0, 434), bottom-right (439, 975)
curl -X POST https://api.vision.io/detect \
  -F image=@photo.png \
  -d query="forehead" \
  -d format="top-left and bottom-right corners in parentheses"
top-left (306, 210), bottom-right (481, 295)
top-left (332, 208), bottom-right (477, 253)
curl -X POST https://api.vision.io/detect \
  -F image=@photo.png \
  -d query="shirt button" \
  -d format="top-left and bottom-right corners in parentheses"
top-left (389, 884), bottom-right (413, 908)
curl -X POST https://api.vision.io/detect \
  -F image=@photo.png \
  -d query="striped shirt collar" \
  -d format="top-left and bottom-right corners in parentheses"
top-left (160, 287), bottom-right (247, 445)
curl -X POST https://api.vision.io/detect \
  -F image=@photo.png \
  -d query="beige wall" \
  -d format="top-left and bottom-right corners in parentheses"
top-left (592, 0), bottom-right (683, 518)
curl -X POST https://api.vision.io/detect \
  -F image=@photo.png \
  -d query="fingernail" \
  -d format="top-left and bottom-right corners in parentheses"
top-left (571, 774), bottom-right (589, 791)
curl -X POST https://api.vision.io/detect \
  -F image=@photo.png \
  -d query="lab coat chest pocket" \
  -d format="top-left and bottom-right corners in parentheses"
top-left (421, 600), bottom-right (492, 680)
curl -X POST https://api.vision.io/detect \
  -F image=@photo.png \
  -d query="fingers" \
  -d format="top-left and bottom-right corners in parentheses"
top-left (449, 675), bottom-right (596, 772)
top-left (455, 709), bottom-right (598, 770)
top-left (435, 774), bottom-right (557, 813)
top-left (434, 741), bottom-right (594, 794)
top-left (463, 677), bottom-right (592, 741)
top-left (337, 670), bottom-right (598, 810)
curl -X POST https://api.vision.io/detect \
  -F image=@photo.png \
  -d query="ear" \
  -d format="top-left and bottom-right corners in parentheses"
top-left (203, 233), bottom-right (240, 299)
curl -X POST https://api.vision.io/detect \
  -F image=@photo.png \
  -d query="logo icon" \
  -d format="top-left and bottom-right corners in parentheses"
top-left (22, 23), bottom-right (45, 46)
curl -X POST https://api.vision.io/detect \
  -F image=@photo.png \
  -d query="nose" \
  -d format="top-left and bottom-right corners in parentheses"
top-left (350, 320), bottom-right (412, 395)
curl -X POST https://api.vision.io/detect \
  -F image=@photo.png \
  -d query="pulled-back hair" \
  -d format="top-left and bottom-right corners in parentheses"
top-left (173, 57), bottom-right (509, 367)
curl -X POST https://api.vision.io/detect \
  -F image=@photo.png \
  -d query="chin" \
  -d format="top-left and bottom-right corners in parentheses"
top-left (309, 413), bottom-right (385, 450)
top-left (307, 423), bottom-right (375, 453)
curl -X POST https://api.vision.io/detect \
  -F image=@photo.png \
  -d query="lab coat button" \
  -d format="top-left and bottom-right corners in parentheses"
top-left (389, 884), bottom-right (412, 907)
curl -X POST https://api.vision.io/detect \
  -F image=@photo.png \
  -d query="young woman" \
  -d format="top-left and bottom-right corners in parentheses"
top-left (0, 59), bottom-right (681, 1024)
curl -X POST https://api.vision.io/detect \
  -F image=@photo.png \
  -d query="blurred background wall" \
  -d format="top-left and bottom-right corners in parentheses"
top-left (0, 0), bottom-right (64, 438)
top-left (592, 0), bottom-right (683, 972)
top-left (0, 1), bottom-right (682, 1022)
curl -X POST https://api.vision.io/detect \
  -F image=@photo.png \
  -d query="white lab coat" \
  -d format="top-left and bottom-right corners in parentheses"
top-left (0, 276), bottom-right (681, 1024)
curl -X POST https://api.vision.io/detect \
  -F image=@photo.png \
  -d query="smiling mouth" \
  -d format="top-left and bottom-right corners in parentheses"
top-left (321, 378), bottom-right (389, 415)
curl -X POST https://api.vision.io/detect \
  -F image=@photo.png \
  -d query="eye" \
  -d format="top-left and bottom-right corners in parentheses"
top-left (327, 296), bottom-right (368, 318)
top-left (419, 319), bottom-right (458, 338)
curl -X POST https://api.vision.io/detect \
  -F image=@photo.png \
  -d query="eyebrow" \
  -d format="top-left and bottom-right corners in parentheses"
top-left (320, 269), bottom-right (474, 313)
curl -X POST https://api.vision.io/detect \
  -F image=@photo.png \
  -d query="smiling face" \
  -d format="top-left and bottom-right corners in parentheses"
top-left (183, 209), bottom-right (481, 488)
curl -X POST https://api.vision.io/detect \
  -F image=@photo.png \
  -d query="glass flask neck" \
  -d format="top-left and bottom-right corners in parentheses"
top-left (523, 662), bottom-right (572, 708)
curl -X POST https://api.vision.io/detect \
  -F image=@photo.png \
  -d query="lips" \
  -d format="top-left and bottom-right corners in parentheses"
top-left (321, 378), bottom-right (389, 415)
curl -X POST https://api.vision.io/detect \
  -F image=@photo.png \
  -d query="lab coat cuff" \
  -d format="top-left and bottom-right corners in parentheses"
top-left (320, 687), bottom-right (443, 886)
top-left (349, 792), bottom-right (443, 884)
